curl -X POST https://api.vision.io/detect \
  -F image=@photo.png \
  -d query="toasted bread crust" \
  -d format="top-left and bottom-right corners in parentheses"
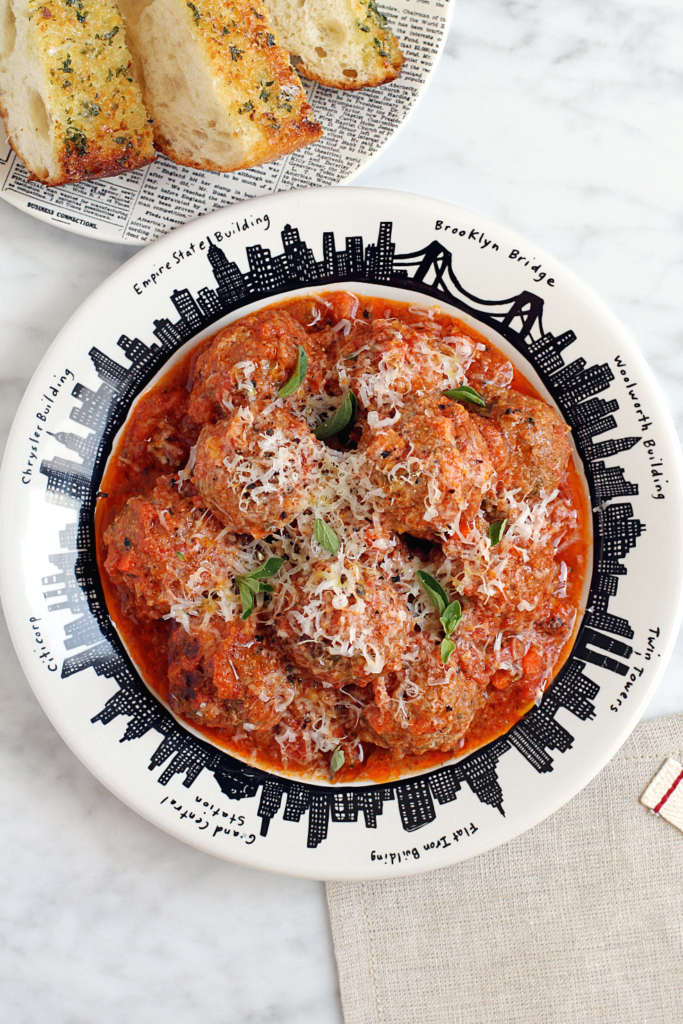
top-left (0, 0), bottom-right (155, 186)
top-left (153, 117), bottom-right (322, 173)
top-left (294, 58), bottom-right (402, 90)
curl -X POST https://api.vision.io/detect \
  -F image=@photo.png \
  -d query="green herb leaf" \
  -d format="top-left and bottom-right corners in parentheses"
top-left (277, 345), bottom-right (308, 397)
top-left (442, 385), bottom-right (486, 407)
top-left (441, 638), bottom-right (456, 665)
top-left (440, 600), bottom-right (462, 638)
top-left (176, 551), bottom-right (186, 561)
top-left (416, 570), bottom-right (449, 616)
top-left (240, 576), bottom-right (262, 595)
top-left (330, 746), bottom-right (345, 780)
top-left (418, 573), bottom-right (463, 651)
top-left (488, 519), bottom-right (507, 546)
top-left (248, 556), bottom-right (284, 580)
top-left (314, 518), bottom-right (340, 556)
top-left (235, 557), bottom-right (283, 619)
top-left (314, 390), bottom-right (357, 439)
top-left (65, 126), bottom-right (88, 156)
top-left (238, 584), bottom-right (255, 621)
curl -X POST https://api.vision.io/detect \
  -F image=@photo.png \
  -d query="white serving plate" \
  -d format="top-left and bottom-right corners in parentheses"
top-left (2, 187), bottom-right (682, 880)
top-left (0, 0), bottom-right (450, 245)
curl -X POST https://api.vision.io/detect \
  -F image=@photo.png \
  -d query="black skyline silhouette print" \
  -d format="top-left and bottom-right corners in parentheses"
top-left (39, 221), bottom-right (645, 847)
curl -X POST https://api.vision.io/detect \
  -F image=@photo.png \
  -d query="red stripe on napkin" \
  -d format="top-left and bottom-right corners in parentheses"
top-left (653, 768), bottom-right (683, 814)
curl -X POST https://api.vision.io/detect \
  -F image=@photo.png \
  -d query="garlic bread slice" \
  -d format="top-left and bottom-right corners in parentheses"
top-left (265, 0), bottom-right (403, 90)
top-left (117, 0), bottom-right (322, 173)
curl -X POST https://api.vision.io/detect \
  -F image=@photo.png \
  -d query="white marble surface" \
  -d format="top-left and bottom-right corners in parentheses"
top-left (1, 1), bottom-right (682, 1021)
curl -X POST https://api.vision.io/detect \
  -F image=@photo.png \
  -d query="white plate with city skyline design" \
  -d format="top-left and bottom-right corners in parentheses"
top-left (0, 0), bottom-right (450, 245)
top-left (1, 187), bottom-right (682, 880)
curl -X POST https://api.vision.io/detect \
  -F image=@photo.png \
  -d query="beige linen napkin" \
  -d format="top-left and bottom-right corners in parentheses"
top-left (327, 714), bottom-right (683, 1024)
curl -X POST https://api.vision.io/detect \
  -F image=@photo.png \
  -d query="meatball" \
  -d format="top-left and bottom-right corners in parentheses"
top-left (453, 593), bottom-right (576, 697)
top-left (188, 310), bottom-right (323, 424)
top-left (358, 395), bottom-right (493, 538)
top-left (111, 386), bottom-right (199, 476)
top-left (276, 560), bottom-right (414, 686)
top-left (471, 389), bottom-right (571, 508)
top-left (361, 636), bottom-right (487, 756)
top-left (103, 475), bottom-right (236, 622)
top-left (480, 541), bottom-right (556, 616)
top-left (168, 617), bottom-right (294, 732)
top-left (192, 401), bottom-right (324, 538)
top-left (465, 343), bottom-right (514, 390)
top-left (338, 319), bottom-right (476, 411)
top-left (442, 534), bottom-right (557, 620)
top-left (271, 684), bottom-right (351, 769)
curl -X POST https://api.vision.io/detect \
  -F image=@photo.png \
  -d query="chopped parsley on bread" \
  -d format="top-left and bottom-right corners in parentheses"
top-left (264, 0), bottom-right (402, 90)
top-left (117, 0), bottom-right (322, 174)
top-left (0, 0), bottom-right (155, 185)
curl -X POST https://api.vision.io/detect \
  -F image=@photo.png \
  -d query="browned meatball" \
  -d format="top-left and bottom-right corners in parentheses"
top-left (111, 386), bottom-right (199, 476)
top-left (465, 343), bottom-right (514, 389)
top-left (192, 401), bottom-right (324, 538)
top-left (481, 541), bottom-right (557, 616)
top-left (168, 617), bottom-right (294, 732)
top-left (472, 389), bottom-right (571, 507)
top-left (442, 535), bottom-right (557, 620)
top-left (271, 684), bottom-right (350, 769)
top-left (188, 310), bottom-right (324, 424)
top-left (453, 593), bottom-right (576, 697)
top-left (103, 475), bottom-right (237, 623)
top-left (358, 395), bottom-right (493, 538)
top-left (275, 560), bottom-right (414, 686)
top-left (361, 636), bottom-right (487, 755)
top-left (338, 319), bottom-right (474, 410)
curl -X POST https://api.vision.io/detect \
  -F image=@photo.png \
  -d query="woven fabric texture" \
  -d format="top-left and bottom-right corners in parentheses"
top-left (327, 714), bottom-right (683, 1024)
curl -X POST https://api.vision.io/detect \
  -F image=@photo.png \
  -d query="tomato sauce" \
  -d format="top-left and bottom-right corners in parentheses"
top-left (96, 293), bottom-right (590, 784)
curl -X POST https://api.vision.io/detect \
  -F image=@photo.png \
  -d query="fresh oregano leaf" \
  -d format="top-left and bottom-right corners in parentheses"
top-left (442, 385), bottom-right (486, 407)
top-left (441, 637), bottom-right (456, 665)
top-left (416, 570), bottom-right (449, 616)
top-left (315, 390), bottom-right (357, 440)
top-left (440, 600), bottom-right (462, 638)
top-left (248, 556), bottom-right (284, 580)
top-left (238, 584), bottom-right (255, 621)
top-left (277, 345), bottom-right (308, 397)
top-left (330, 745), bottom-right (345, 780)
top-left (314, 518), bottom-right (340, 556)
top-left (240, 576), bottom-right (262, 595)
top-left (488, 519), bottom-right (507, 546)
top-left (417, 573), bottom-right (463, 655)
top-left (235, 557), bottom-right (284, 619)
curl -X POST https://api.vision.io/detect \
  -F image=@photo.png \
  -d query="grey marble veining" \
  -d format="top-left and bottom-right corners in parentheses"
top-left (1, 1), bottom-right (682, 1021)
